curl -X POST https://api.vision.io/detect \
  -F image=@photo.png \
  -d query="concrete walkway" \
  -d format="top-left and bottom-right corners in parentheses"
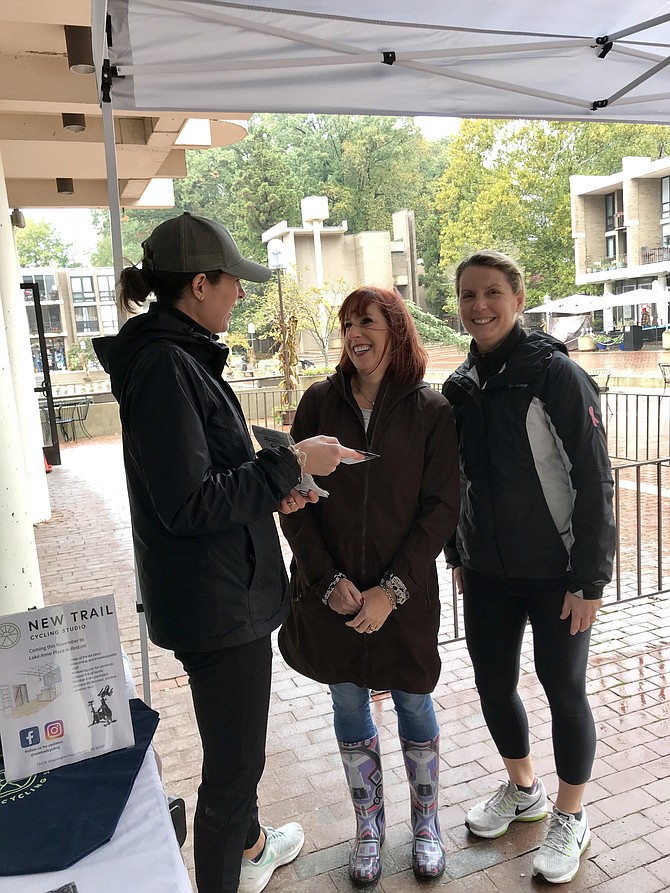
top-left (35, 436), bottom-right (670, 892)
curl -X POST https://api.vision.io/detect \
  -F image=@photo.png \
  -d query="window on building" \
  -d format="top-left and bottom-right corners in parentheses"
top-left (74, 306), bottom-right (99, 334)
top-left (662, 177), bottom-right (670, 219)
top-left (606, 235), bottom-right (616, 259)
top-left (43, 306), bottom-right (63, 334)
top-left (71, 275), bottom-right (95, 303)
top-left (100, 304), bottom-right (119, 333)
top-left (97, 274), bottom-right (116, 302)
top-left (22, 273), bottom-right (57, 301)
top-left (663, 223), bottom-right (670, 247)
top-left (31, 338), bottom-right (67, 374)
top-left (605, 193), bottom-right (616, 231)
top-left (25, 305), bottom-right (62, 336)
top-left (26, 306), bottom-right (38, 335)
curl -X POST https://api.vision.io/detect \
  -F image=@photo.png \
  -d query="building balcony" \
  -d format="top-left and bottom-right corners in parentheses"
top-left (586, 255), bottom-right (627, 273)
top-left (640, 245), bottom-right (670, 265)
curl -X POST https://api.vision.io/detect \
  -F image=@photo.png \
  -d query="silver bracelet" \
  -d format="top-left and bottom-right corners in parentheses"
top-left (380, 571), bottom-right (409, 606)
top-left (322, 572), bottom-right (345, 605)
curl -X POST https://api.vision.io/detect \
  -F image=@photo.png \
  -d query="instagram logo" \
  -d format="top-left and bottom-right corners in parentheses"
top-left (45, 720), bottom-right (64, 740)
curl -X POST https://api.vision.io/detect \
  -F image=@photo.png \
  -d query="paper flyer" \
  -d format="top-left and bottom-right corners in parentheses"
top-left (0, 595), bottom-right (134, 782)
top-left (252, 424), bottom-right (330, 497)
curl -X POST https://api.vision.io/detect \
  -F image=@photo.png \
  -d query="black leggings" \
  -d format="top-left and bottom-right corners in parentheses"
top-left (462, 568), bottom-right (596, 786)
top-left (175, 636), bottom-right (273, 893)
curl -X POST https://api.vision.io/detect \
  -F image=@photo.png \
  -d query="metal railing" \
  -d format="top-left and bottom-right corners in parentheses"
top-left (247, 383), bottom-right (670, 641)
top-left (437, 458), bottom-right (670, 643)
top-left (610, 458), bottom-right (670, 603)
top-left (641, 245), bottom-right (670, 265)
top-left (602, 392), bottom-right (670, 461)
top-left (235, 383), bottom-right (309, 432)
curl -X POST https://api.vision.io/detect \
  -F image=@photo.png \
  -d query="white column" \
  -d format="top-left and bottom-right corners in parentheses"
top-left (0, 146), bottom-right (45, 615)
top-left (0, 153), bottom-right (51, 523)
top-left (312, 221), bottom-right (324, 288)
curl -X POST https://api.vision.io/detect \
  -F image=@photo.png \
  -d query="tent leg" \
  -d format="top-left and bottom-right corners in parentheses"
top-left (135, 564), bottom-right (152, 708)
top-left (101, 94), bottom-right (124, 282)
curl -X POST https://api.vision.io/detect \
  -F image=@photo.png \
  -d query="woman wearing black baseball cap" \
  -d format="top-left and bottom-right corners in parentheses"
top-left (94, 213), bottom-right (359, 893)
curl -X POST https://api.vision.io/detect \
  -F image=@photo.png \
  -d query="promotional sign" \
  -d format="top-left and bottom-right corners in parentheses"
top-left (0, 595), bottom-right (134, 781)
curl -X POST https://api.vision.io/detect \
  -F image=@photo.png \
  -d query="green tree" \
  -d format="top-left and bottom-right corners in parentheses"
top-left (16, 220), bottom-right (75, 267)
top-left (405, 303), bottom-right (469, 350)
top-left (90, 208), bottom-right (173, 266)
top-left (293, 279), bottom-right (347, 366)
top-left (255, 114), bottom-right (435, 239)
top-left (66, 337), bottom-right (98, 371)
top-left (435, 120), bottom-right (670, 307)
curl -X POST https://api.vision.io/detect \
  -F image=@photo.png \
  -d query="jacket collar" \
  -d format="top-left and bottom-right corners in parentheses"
top-left (451, 330), bottom-right (567, 390)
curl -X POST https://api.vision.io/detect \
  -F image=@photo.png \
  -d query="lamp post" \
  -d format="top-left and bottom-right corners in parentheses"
top-left (267, 239), bottom-right (293, 406)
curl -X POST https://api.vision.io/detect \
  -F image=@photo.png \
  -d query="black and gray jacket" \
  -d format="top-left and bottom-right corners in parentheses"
top-left (94, 305), bottom-right (301, 652)
top-left (442, 331), bottom-right (615, 599)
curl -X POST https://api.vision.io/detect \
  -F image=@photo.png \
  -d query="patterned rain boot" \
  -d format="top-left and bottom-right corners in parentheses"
top-left (338, 734), bottom-right (385, 886)
top-left (401, 734), bottom-right (446, 879)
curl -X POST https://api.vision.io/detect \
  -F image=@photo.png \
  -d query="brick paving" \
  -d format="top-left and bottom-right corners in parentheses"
top-left (33, 376), bottom-right (670, 892)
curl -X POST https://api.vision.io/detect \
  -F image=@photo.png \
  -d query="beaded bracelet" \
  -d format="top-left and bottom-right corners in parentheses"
top-left (322, 572), bottom-right (345, 605)
top-left (380, 571), bottom-right (409, 607)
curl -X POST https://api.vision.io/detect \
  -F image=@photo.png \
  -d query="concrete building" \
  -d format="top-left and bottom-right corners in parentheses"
top-left (571, 156), bottom-right (670, 331)
top-left (262, 196), bottom-right (425, 306)
top-left (261, 196), bottom-right (426, 357)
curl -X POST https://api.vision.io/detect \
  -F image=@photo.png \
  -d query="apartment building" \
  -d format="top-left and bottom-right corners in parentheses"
top-left (571, 155), bottom-right (670, 330)
top-left (21, 267), bottom-right (118, 373)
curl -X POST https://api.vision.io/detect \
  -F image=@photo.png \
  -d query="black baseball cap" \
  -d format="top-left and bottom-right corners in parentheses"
top-left (142, 212), bottom-right (272, 282)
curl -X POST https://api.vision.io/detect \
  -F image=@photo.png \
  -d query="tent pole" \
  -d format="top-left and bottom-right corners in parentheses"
top-left (101, 98), bottom-right (124, 283)
top-left (99, 42), bottom-right (152, 704)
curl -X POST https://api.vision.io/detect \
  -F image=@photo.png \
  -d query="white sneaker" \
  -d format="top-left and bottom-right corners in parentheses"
top-left (465, 778), bottom-right (548, 839)
top-left (532, 808), bottom-right (590, 884)
top-left (238, 823), bottom-right (305, 893)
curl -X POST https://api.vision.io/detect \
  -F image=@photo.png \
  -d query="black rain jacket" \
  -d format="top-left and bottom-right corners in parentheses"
top-left (94, 306), bottom-right (300, 651)
top-left (442, 332), bottom-right (615, 598)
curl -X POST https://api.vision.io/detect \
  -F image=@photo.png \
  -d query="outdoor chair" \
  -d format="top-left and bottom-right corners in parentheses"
top-left (54, 397), bottom-right (93, 442)
top-left (589, 369), bottom-right (611, 393)
top-left (660, 363), bottom-right (670, 393)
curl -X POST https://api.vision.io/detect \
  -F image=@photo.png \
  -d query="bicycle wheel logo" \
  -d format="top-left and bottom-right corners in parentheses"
top-left (0, 623), bottom-right (20, 649)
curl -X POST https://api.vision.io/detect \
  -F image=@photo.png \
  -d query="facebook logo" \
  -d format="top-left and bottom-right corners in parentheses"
top-left (20, 726), bottom-right (40, 748)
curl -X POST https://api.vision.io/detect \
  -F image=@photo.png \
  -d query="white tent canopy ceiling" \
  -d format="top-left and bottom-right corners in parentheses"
top-left (94, 2), bottom-right (670, 123)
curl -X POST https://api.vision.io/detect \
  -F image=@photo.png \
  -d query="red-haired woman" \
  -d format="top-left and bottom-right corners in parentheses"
top-left (279, 286), bottom-right (460, 885)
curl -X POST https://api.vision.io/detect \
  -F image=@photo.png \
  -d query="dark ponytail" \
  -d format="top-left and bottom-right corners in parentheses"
top-left (117, 266), bottom-right (224, 313)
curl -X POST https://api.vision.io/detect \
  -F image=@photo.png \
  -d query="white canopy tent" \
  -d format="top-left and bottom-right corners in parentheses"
top-left (93, 3), bottom-right (670, 122)
top-left (90, 2), bottom-right (670, 274)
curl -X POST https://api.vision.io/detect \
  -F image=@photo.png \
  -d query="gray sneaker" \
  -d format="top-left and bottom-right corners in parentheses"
top-left (238, 823), bottom-right (305, 893)
top-left (465, 778), bottom-right (548, 839)
top-left (532, 808), bottom-right (591, 884)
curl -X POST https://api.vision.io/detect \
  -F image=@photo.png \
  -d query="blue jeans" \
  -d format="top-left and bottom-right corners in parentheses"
top-left (330, 682), bottom-right (439, 744)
